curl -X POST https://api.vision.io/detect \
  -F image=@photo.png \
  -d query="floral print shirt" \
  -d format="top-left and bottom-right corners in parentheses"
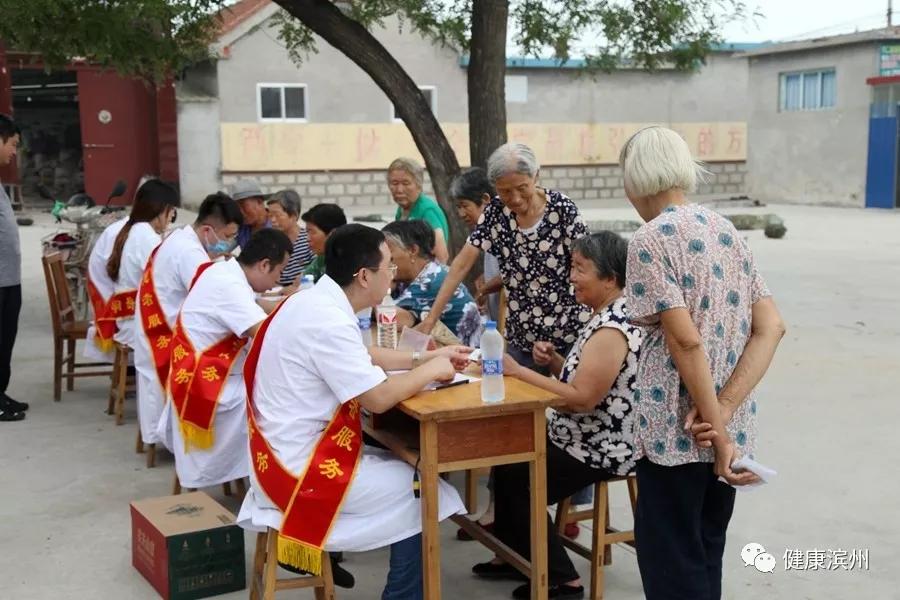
top-left (547, 298), bottom-right (643, 476)
top-left (625, 204), bottom-right (771, 467)
top-left (467, 189), bottom-right (590, 354)
top-left (394, 261), bottom-right (481, 344)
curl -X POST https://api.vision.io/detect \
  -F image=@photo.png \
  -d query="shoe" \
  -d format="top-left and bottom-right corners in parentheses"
top-left (0, 409), bottom-right (25, 422)
top-left (563, 523), bottom-right (579, 538)
top-left (457, 521), bottom-right (494, 541)
top-left (278, 553), bottom-right (355, 589)
top-left (472, 561), bottom-right (527, 581)
top-left (3, 394), bottom-right (29, 412)
top-left (512, 583), bottom-right (584, 599)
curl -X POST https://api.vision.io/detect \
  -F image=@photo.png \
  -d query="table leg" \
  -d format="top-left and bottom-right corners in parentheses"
top-left (420, 420), bottom-right (441, 599)
top-left (529, 409), bottom-right (549, 600)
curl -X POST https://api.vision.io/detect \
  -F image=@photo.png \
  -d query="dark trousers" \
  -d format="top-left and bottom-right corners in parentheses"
top-left (0, 285), bottom-right (22, 396)
top-left (634, 458), bottom-right (736, 600)
top-left (493, 438), bottom-right (613, 584)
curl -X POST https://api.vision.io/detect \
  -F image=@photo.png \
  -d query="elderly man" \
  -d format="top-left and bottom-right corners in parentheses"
top-left (230, 179), bottom-right (271, 249)
top-left (387, 157), bottom-right (449, 263)
top-left (0, 114), bottom-right (25, 421)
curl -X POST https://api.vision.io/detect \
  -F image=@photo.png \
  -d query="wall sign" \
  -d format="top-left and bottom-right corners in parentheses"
top-left (879, 44), bottom-right (900, 76)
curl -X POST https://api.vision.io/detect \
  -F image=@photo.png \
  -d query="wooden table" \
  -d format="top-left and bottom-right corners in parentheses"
top-left (364, 376), bottom-right (559, 600)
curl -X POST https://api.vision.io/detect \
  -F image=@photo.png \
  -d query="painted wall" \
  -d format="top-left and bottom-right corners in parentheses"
top-left (746, 43), bottom-right (876, 207)
top-left (177, 98), bottom-right (221, 206)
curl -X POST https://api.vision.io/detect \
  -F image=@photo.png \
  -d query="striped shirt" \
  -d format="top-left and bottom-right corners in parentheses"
top-left (279, 229), bottom-right (314, 286)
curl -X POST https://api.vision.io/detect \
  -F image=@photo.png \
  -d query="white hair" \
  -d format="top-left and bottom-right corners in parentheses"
top-left (618, 127), bottom-right (708, 198)
top-left (486, 142), bottom-right (540, 183)
top-left (387, 157), bottom-right (424, 187)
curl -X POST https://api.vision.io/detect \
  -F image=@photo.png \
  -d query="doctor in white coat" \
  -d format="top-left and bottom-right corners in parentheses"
top-left (238, 224), bottom-right (469, 600)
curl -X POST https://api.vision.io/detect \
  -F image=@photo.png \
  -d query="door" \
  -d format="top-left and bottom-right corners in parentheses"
top-left (77, 70), bottom-right (158, 205)
top-left (865, 104), bottom-right (900, 209)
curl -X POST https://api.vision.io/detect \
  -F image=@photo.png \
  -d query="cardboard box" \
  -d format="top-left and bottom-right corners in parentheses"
top-left (131, 491), bottom-right (246, 600)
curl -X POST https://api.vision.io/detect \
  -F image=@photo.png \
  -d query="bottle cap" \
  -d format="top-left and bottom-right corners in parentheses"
top-left (485, 320), bottom-right (497, 329)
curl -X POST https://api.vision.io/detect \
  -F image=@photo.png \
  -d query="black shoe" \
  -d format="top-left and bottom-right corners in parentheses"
top-left (3, 394), bottom-right (29, 412)
top-left (472, 561), bottom-right (527, 581)
top-left (278, 553), bottom-right (355, 589)
top-left (0, 409), bottom-right (25, 422)
top-left (512, 583), bottom-right (584, 599)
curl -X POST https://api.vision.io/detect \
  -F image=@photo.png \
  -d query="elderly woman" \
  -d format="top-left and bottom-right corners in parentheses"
top-left (418, 143), bottom-right (591, 372)
top-left (382, 219), bottom-right (481, 345)
top-left (450, 167), bottom-right (502, 322)
top-left (300, 203), bottom-right (347, 282)
top-left (266, 189), bottom-right (313, 286)
top-left (387, 157), bottom-right (450, 263)
top-left (620, 126), bottom-right (785, 600)
top-left (471, 232), bottom-right (642, 599)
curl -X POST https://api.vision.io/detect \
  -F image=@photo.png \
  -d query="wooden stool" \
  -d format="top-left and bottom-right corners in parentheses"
top-left (554, 475), bottom-right (638, 600)
top-left (135, 425), bottom-right (157, 468)
top-left (172, 474), bottom-right (246, 498)
top-left (250, 528), bottom-right (335, 600)
top-left (464, 467), bottom-right (491, 514)
top-left (107, 342), bottom-right (133, 425)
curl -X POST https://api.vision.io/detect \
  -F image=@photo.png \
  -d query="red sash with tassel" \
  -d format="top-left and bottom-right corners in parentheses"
top-left (87, 277), bottom-right (117, 352)
top-left (243, 299), bottom-right (362, 575)
top-left (138, 245), bottom-right (174, 391)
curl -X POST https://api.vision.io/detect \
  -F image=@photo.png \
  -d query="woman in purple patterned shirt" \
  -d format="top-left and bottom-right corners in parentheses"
top-left (620, 127), bottom-right (786, 600)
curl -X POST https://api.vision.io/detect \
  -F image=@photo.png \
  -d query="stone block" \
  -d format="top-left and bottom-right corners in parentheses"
top-left (276, 174), bottom-right (295, 184)
top-left (259, 174), bottom-right (275, 184)
top-left (296, 174), bottom-right (312, 183)
top-left (308, 185), bottom-right (326, 196)
top-left (363, 184), bottom-right (381, 194)
top-left (327, 184), bottom-right (345, 195)
top-left (724, 163), bottom-right (737, 173)
top-left (567, 168), bottom-right (585, 178)
top-left (313, 174), bottom-right (331, 183)
top-left (559, 178), bottom-right (575, 189)
top-left (333, 173), bottom-right (355, 183)
top-left (357, 173), bottom-right (373, 183)
top-left (346, 184), bottom-right (362, 195)
top-left (729, 173), bottom-right (743, 184)
top-left (568, 189), bottom-right (585, 200)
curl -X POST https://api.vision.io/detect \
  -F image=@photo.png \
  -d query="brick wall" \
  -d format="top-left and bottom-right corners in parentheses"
top-left (220, 161), bottom-right (747, 211)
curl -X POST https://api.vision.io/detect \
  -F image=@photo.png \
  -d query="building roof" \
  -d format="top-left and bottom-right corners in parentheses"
top-left (215, 0), bottom-right (271, 38)
top-left (741, 27), bottom-right (900, 57)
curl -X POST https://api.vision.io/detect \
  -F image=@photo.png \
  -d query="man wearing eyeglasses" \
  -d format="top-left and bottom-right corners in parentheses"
top-left (238, 223), bottom-right (470, 598)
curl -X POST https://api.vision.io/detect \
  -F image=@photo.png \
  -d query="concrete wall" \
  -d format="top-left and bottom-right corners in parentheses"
top-left (221, 161), bottom-right (746, 213)
top-left (177, 98), bottom-right (222, 207)
top-left (746, 43), bottom-right (877, 207)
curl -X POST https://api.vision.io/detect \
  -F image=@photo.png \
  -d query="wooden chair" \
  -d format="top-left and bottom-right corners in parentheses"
top-left (554, 475), bottom-right (638, 600)
top-left (172, 473), bottom-right (245, 498)
top-left (136, 427), bottom-right (157, 468)
top-left (250, 528), bottom-right (335, 600)
top-left (106, 341), bottom-right (134, 425)
top-left (41, 253), bottom-right (112, 401)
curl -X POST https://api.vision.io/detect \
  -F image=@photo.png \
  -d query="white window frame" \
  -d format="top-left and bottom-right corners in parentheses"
top-left (391, 85), bottom-right (437, 122)
top-left (778, 68), bottom-right (835, 112)
top-left (257, 83), bottom-right (308, 122)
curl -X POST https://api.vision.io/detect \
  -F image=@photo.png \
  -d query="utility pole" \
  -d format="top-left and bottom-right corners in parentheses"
top-left (890, 0), bottom-right (894, 27)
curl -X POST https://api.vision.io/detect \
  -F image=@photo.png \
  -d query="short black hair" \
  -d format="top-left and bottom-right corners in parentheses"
top-left (572, 231), bottom-right (628, 288)
top-left (325, 224), bottom-right (386, 287)
top-left (237, 228), bottom-right (292, 269)
top-left (196, 192), bottom-right (243, 227)
top-left (0, 114), bottom-right (20, 143)
top-left (381, 219), bottom-right (435, 259)
top-left (449, 167), bottom-right (494, 206)
top-left (301, 203), bottom-right (347, 235)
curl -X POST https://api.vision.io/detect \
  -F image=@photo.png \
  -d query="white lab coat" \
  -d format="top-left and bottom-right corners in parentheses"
top-left (112, 222), bottom-right (160, 348)
top-left (84, 217), bottom-right (127, 362)
top-left (236, 275), bottom-right (465, 551)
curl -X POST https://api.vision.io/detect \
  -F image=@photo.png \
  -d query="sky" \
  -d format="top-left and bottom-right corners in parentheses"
top-left (720, 0), bottom-right (894, 42)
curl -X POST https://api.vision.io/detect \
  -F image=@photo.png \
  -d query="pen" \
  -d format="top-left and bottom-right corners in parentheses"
top-left (433, 379), bottom-right (470, 390)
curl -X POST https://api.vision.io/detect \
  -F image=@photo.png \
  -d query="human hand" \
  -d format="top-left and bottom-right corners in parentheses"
top-left (413, 319), bottom-right (435, 335)
top-left (426, 356), bottom-right (457, 383)
top-left (427, 345), bottom-right (474, 371)
top-left (713, 437), bottom-right (761, 486)
top-left (502, 353), bottom-right (521, 378)
top-left (532, 341), bottom-right (555, 367)
top-left (684, 403), bottom-right (735, 448)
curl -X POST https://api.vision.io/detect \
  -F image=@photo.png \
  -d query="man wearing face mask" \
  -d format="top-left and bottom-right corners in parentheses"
top-left (133, 192), bottom-right (243, 456)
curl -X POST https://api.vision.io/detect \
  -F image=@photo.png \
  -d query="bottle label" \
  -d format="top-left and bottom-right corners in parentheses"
top-left (377, 307), bottom-right (397, 324)
top-left (482, 359), bottom-right (503, 376)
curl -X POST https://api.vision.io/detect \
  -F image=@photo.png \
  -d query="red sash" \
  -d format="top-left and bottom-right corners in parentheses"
top-left (167, 262), bottom-right (241, 451)
top-left (243, 300), bottom-right (362, 575)
top-left (87, 278), bottom-right (116, 352)
top-left (138, 245), bottom-right (173, 391)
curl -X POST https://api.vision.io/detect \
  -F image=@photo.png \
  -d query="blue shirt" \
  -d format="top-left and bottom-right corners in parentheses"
top-left (237, 219), bottom-right (272, 249)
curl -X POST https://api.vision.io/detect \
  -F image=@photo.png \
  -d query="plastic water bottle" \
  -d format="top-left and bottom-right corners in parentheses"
top-left (357, 309), bottom-right (373, 347)
top-left (299, 275), bottom-right (315, 291)
top-left (480, 320), bottom-right (505, 403)
top-left (376, 294), bottom-right (398, 349)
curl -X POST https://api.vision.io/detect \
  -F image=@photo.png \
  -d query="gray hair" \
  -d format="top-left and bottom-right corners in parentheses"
top-left (266, 188), bottom-right (301, 218)
top-left (449, 167), bottom-right (494, 205)
top-left (486, 142), bottom-right (540, 183)
top-left (387, 157), bottom-right (425, 187)
top-left (572, 231), bottom-right (628, 289)
top-left (618, 126), bottom-right (709, 198)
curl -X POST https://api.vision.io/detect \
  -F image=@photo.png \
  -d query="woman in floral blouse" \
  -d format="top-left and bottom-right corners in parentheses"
top-left (417, 142), bottom-right (590, 370)
top-left (382, 219), bottom-right (481, 345)
top-left (621, 126), bottom-right (786, 600)
top-left (471, 231), bottom-right (642, 599)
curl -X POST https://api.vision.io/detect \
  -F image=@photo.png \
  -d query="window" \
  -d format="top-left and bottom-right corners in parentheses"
top-left (257, 84), bottom-right (307, 121)
top-left (779, 69), bottom-right (835, 112)
top-left (392, 85), bottom-right (436, 121)
top-left (505, 75), bottom-right (528, 103)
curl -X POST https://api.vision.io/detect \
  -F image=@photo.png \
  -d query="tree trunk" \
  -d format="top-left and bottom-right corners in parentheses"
top-left (276, 0), bottom-right (468, 254)
top-left (468, 0), bottom-right (508, 171)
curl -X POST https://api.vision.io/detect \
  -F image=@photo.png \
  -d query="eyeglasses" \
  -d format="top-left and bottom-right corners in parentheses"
top-left (170, 208), bottom-right (178, 224)
top-left (353, 263), bottom-right (398, 278)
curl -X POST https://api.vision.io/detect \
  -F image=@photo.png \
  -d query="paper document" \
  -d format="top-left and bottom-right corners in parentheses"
top-left (387, 370), bottom-right (480, 391)
top-left (720, 456), bottom-right (778, 492)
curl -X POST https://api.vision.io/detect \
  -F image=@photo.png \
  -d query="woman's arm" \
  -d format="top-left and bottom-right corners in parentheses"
top-left (416, 243), bottom-right (480, 333)
top-left (506, 329), bottom-right (627, 413)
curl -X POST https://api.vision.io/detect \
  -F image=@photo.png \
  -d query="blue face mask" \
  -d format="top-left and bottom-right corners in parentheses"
top-left (204, 228), bottom-right (237, 255)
